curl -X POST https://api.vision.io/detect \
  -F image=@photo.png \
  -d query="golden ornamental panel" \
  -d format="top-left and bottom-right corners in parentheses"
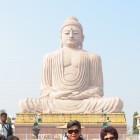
top-left (15, 113), bottom-right (126, 125)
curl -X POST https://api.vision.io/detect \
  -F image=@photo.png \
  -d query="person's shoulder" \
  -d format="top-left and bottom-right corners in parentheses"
top-left (5, 123), bottom-right (12, 126)
top-left (79, 136), bottom-right (85, 140)
top-left (4, 122), bottom-right (12, 127)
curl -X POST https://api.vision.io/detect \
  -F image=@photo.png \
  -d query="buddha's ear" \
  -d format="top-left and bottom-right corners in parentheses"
top-left (82, 34), bottom-right (84, 43)
top-left (80, 34), bottom-right (84, 49)
top-left (60, 34), bottom-right (63, 48)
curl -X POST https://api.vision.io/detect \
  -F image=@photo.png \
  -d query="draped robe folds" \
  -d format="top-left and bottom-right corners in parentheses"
top-left (19, 48), bottom-right (123, 113)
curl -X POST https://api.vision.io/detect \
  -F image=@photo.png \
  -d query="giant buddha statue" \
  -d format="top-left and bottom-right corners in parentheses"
top-left (19, 16), bottom-right (123, 113)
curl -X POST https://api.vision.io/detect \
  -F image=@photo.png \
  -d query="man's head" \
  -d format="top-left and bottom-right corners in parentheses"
top-left (60, 16), bottom-right (84, 49)
top-left (66, 120), bottom-right (81, 140)
top-left (100, 126), bottom-right (118, 140)
top-left (7, 136), bottom-right (19, 140)
top-left (0, 112), bottom-right (7, 123)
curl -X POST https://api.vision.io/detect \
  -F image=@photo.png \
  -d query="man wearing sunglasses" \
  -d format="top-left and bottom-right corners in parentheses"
top-left (63, 120), bottom-right (84, 140)
top-left (100, 126), bottom-right (118, 140)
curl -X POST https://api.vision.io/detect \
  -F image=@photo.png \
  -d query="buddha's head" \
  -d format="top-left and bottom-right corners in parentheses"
top-left (60, 16), bottom-right (84, 49)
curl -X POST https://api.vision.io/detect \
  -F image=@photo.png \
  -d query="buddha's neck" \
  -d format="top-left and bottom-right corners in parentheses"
top-left (63, 46), bottom-right (81, 51)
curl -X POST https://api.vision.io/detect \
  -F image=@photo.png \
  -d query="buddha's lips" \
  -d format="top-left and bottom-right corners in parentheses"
top-left (68, 38), bottom-right (74, 41)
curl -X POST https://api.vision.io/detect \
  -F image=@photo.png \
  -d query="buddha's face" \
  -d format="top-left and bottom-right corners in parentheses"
top-left (61, 25), bottom-right (84, 48)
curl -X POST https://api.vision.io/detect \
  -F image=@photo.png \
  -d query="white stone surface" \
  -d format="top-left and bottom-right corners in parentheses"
top-left (19, 16), bottom-right (123, 113)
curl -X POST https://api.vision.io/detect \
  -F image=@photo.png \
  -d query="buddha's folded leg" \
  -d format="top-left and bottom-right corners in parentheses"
top-left (19, 97), bottom-right (123, 113)
top-left (19, 98), bottom-right (51, 113)
top-left (86, 97), bottom-right (123, 113)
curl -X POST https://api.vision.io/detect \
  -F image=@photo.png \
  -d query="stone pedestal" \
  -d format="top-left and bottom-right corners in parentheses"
top-left (15, 113), bottom-right (126, 137)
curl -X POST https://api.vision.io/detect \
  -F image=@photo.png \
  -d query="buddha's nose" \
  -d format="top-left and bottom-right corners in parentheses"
top-left (69, 31), bottom-right (73, 37)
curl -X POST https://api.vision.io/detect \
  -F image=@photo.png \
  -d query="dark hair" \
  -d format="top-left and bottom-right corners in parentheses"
top-left (100, 126), bottom-right (118, 140)
top-left (0, 112), bottom-right (7, 117)
top-left (67, 120), bottom-right (81, 130)
top-left (7, 136), bottom-right (19, 140)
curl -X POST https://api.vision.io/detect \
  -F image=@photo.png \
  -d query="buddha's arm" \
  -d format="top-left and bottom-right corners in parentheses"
top-left (40, 54), bottom-right (53, 98)
top-left (89, 53), bottom-right (104, 97)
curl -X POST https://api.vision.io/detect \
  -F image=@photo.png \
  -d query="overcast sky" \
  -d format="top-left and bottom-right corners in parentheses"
top-left (0, 0), bottom-right (140, 129)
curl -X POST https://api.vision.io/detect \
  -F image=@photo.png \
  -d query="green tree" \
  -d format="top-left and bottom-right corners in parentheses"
top-left (6, 116), bottom-right (11, 124)
top-left (133, 112), bottom-right (139, 134)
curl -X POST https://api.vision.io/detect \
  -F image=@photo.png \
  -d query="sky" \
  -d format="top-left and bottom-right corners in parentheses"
top-left (0, 0), bottom-right (140, 131)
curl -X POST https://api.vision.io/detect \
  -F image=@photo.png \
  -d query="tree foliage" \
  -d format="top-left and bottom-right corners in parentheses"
top-left (6, 116), bottom-right (11, 124)
top-left (133, 112), bottom-right (139, 134)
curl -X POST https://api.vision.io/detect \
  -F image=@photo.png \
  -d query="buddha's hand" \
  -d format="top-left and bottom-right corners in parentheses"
top-left (49, 90), bottom-right (72, 99)
top-left (61, 88), bottom-right (103, 100)
top-left (61, 91), bottom-right (88, 100)
top-left (90, 87), bottom-right (103, 98)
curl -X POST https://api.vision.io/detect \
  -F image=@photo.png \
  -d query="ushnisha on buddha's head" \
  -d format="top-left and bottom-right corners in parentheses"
top-left (60, 16), bottom-right (84, 49)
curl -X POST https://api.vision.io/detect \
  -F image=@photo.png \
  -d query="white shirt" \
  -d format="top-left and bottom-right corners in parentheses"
top-left (0, 123), bottom-right (8, 138)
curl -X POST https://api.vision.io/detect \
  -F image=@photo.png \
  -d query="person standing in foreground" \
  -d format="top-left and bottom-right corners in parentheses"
top-left (0, 113), bottom-right (13, 140)
top-left (63, 120), bottom-right (84, 140)
top-left (100, 126), bottom-right (118, 140)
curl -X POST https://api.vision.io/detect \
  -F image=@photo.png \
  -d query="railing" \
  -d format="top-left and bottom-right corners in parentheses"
top-left (14, 133), bottom-right (140, 140)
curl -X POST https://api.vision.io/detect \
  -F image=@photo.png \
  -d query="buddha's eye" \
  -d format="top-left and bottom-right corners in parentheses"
top-left (64, 32), bottom-right (69, 35)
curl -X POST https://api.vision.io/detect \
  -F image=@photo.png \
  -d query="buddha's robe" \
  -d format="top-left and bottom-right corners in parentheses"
top-left (19, 48), bottom-right (123, 113)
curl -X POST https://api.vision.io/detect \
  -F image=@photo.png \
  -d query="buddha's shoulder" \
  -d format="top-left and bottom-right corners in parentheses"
top-left (43, 49), bottom-right (63, 59)
top-left (82, 50), bottom-right (101, 59)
